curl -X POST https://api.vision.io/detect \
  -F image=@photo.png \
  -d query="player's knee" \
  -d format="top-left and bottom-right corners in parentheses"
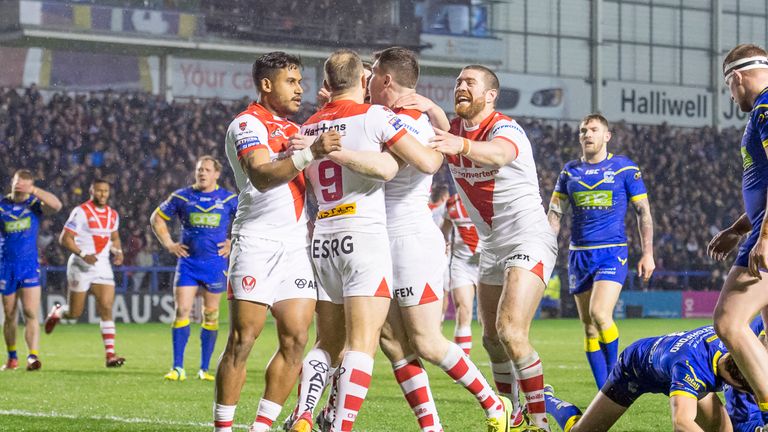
top-left (589, 309), bottom-right (613, 330)
top-left (713, 318), bottom-right (741, 344)
top-left (482, 334), bottom-right (507, 358)
top-left (279, 331), bottom-right (309, 359)
top-left (174, 305), bottom-right (192, 320)
top-left (496, 324), bottom-right (528, 353)
top-left (202, 308), bottom-right (219, 331)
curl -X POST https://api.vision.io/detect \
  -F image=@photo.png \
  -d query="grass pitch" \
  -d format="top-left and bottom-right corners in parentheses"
top-left (0, 317), bottom-right (712, 431)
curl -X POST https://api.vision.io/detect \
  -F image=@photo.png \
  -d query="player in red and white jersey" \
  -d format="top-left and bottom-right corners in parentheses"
top-left (213, 52), bottom-right (340, 432)
top-left (444, 193), bottom-right (480, 356)
top-left (44, 179), bottom-right (125, 368)
top-left (429, 65), bottom-right (559, 431)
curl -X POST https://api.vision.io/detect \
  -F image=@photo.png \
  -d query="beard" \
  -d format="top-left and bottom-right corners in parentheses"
top-left (455, 96), bottom-right (486, 119)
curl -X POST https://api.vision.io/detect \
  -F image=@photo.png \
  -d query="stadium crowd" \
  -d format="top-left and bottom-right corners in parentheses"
top-left (0, 85), bottom-right (743, 291)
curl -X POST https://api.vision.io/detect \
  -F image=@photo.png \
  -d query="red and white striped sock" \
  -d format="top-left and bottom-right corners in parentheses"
top-left (438, 343), bottom-right (503, 418)
top-left (393, 355), bottom-right (443, 432)
top-left (250, 399), bottom-right (282, 432)
top-left (99, 320), bottom-right (116, 357)
top-left (295, 348), bottom-right (332, 417)
top-left (514, 351), bottom-right (548, 430)
top-left (454, 326), bottom-right (473, 356)
top-left (213, 403), bottom-right (236, 432)
top-left (331, 351), bottom-right (374, 432)
top-left (491, 360), bottom-right (520, 411)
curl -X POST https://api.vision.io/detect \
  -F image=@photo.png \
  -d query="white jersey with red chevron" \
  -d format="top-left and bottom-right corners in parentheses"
top-left (302, 100), bottom-right (408, 234)
top-left (385, 108), bottom-right (437, 235)
top-left (225, 102), bottom-right (307, 241)
top-left (63, 201), bottom-right (119, 259)
top-left (447, 112), bottom-right (550, 250)
top-left (445, 194), bottom-right (480, 259)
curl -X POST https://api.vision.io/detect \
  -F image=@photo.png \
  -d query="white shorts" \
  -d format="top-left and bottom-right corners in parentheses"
top-left (479, 233), bottom-right (558, 287)
top-left (312, 231), bottom-right (393, 305)
top-left (449, 253), bottom-right (479, 290)
top-left (67, 255), bottom-right (114, 293)
top-left (390, 229), bottom-right (446, 307)
top-left (227, 235), bottom-right (317, 306)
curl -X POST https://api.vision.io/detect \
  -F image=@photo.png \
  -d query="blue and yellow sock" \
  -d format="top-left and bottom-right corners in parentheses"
top-left (28, 349), bottom-right (39, 360)
top-left (200, 325), bottom-right (218, 372)
top-left (544, 388), bottom-right (582, 432)
top-left (759, 401), bottom-right (768, 412)
top-left (584, 336), bottom-right (607, 389)
top-left (599, 322), bottom-right (620, 372)
top-left (171, 319), bottom-right (191, 370)
top-left (8, 345), bottom-right (17, 360)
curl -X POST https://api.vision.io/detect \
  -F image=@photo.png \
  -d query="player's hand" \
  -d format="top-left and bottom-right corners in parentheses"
top-left (392, 93), bottom-right (436, 112)
top-left (310, 131), bottom-right (342, 159)
top-left (217, 239), bottom-right (231, 258)
top-left (429, 128), bottom-right (464, 155)
top-left (637, 253), bottom-right (655, 282)
top-left (111, 251), bottom-right (124, 266)
top-left (707, 227), bottom-right (742, 261)
top-left (83, 254), bottom-right (98, 265)
top-left (13, 182), bottom-right (35, 194)
top-left (287, 134), bottom-right (313, 153)
top-left (748, 237), bottom-right (768, 279)
top-left (317, 87), bottom-right (331, 108)
top-left (166, 242), bottom-right (189, 258)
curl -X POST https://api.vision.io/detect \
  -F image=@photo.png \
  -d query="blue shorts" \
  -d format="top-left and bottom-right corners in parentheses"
top-left (601, 337), bottom-right (664, 407)
top-left (735, 227), bottom-right (760, 268)
top-left (568, 246), bottom-right (629, 295)
top-left (174, 257), bottom-right (227, 293)
top-left (0, 260), bottom-right (41, 296)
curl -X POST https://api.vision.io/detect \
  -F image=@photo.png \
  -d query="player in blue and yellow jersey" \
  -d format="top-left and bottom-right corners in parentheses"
top-left (149, 156), bottom-right (237, 382)
top-left (548, 113), bottom-right (655, 389)
top-left (1, 169), bottom-right (62, 371)
top-left (709, 43), bottom-right (768, 419)
top-left (544, 325), bottom-right (752, 432)
top-left (724, 317), bottom-right (768, 432)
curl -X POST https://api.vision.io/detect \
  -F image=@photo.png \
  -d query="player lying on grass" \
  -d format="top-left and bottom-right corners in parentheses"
top-left (544, 324), bottom-right (753, 432)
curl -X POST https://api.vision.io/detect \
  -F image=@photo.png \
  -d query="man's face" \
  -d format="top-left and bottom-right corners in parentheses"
top-left (195, 160), bottom-right (220, 189)
top-left (725, 70), bottom-right (752, 113)
top-left (579, 119), bottom-right (610, 158)
top-left (454, 68), bottom-right (492, 119)
top-left (267, 66), bottom-right (304, 116)
top-left (90, 182), bottom-right (110, 206)
top-left (368, 62), bottom-right (387, 105)
top-left (11, 175), bottom-right (32, 194)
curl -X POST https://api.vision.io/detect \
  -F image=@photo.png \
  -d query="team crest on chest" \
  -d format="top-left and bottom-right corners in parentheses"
top-left (603, 170), bottom-right (615, 184)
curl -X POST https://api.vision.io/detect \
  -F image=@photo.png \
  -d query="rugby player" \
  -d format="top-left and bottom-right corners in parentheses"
top-left (45, 179), bottom-right (126, 367)
top-left (724, 316), bottom-right (768, 432)
top-left (214, 52), bottom-right (340, 432)
top-left (544, 325), bottom-right (751, 432)
top-left (547, 113), bottom-right (655, 389)
top-left (444, 193), bottom-right (480, 357)
top-left (709, 43), bottom-right (768, 419)
top-left (429, 65), bottom-right (558, 430)
top-left (149, 156), bottom-right (237, 381)
top-left (1, 169), bottom-right (62, 371)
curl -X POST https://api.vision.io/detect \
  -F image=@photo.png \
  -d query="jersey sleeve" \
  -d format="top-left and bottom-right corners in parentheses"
top-left (156, 192), bottom-right (182, 221)
top-left (229, 114), bottom-right (270, 160)
top-left (63, 207), bottom-right (84, 234)
top-left (553, 168), bottom-right (569, 200)
top-left (366, 105), bottom-right (409, 149)
top-left (29, 197), bottom-right (44, 215)
top-left (113, 212), bottom-right (120, 233)
top-left (669, 362), bottom-right (707, 400)
top-left (225, 193), bottom-right (238, 219)
top-left (623, 161), bottom-right (648, 202)
top-left (488, 119), bottom-right (527, 158)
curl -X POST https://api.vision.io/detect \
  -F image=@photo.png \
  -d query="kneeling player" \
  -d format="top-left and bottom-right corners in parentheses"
top-left (545, 325), bottom-right (752, 432)
top-left (45, 179), bottom-right (125, 367)
top-left (724, 317), bottom-right (768, 432)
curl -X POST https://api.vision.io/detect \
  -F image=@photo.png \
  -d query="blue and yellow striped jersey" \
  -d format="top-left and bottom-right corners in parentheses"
top-left (156, 186), bottom-right (238, 261)
top-left (553, 153), bottom-right (647, 248)
top-left (741, 88), bottom-right (768, 230)
top-left (0, 195), bottom-right (43, 262)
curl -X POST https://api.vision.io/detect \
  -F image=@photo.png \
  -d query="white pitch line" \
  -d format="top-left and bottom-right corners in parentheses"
top-left (0, 409), bottom-right (251, 429)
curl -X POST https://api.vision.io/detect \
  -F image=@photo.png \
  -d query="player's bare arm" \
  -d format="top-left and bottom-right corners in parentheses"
top-left (547, 192), bottom-right (570, 236)
top-left (59, 229), bottom-right (98, 265)
top-left (327, 149), bottom-right (400, 181)
top-left (708, 213), bottom-right (751, 261)
top-left (110, 230), bottom-right (123, 266)
top-left (632, 197), bottom-right (655, 281)
top-left (387, 132), bottom-right (443, 174)
top-left (240, 131), bottom-right (341, 192)
top-left (392, 93), bottom-right (450, 130)
top-left (669, 395), bottom-right (706, 432)
top-left (149, 209), bottom-right (189, 258)
top-left (16, 182), bottom-right (62, 215)
top-left (430, 127), bottom-right (517, 169)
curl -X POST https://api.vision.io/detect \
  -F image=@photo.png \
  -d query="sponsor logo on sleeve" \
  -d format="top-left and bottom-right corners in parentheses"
top-left (634, 171), bottom-right (642, 180)
top-left (388, 116), bottom-right (404, 131)
top-left (239, 121), bottom-right (247, 131)
top-left (236, 137), bottom-right (262, 153)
